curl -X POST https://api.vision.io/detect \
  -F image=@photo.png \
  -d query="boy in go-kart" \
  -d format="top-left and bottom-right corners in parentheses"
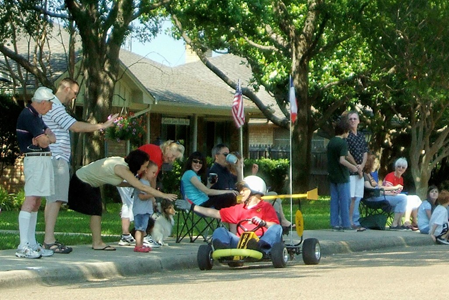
top-left (191, 175), bottom-right (283, 254)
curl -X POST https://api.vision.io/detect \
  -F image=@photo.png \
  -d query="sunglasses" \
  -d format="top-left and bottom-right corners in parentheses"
top-left (220, 152), bottom-right (229, 157)
top-left (192, 159), bottom-right (203, 164)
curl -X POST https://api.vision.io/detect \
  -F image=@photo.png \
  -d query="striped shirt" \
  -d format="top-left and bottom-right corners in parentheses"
top-left (42, 98), bottom-right (77, 162)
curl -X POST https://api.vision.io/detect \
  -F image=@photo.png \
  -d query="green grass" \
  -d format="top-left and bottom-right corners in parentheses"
top-left (0, 198), bottom-right (331, 250)
top-left (0, 203), bottom-right (123, 250)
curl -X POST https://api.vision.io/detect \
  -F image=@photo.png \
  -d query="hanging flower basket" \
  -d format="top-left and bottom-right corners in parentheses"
top-left (104, 113), bottom-right (146, 146)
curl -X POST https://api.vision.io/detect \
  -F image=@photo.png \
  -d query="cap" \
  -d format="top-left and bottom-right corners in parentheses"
top-left (32, 87), bottom-right (56, 102)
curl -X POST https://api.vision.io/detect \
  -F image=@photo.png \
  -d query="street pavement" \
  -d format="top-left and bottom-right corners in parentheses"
top-left (0, 229), bottom-right (433, 289)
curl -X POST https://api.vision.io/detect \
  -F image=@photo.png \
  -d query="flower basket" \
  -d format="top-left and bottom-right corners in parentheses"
top-left (105, 113), bottom-right (146, 146)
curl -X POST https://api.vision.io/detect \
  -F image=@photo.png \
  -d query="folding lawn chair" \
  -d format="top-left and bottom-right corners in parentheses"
top-left (359, 188), bottom-right (394, 230)
top-left (175, 182), bottom-right (221, 243)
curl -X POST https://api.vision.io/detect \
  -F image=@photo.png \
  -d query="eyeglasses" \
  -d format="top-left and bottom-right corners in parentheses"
top-left (396, 165), bottom-right (407, 169)
top-left (219, 152), bottom-right (229, 157)
top-left (192, 159), bottom-right (203, 164)
top-left (349, 118), bottom-right (358, 121)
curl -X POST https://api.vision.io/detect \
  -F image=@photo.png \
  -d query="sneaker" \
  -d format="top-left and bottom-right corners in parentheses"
top-left (32, 243), bottom-right (54, 257)
top-left (143, 236), bottom-right (161, 248)
top-left (118, 234), bottom-right (136, 246)
top-left (134, 245), bottom-right (152, 253)
top-left (436, 237), bottom-right (449, 245)
top-left (15, 245), bottom-right (42, 259)
top-left (212, 239), bottom-right (229, 250)
top-left (246, 238), bottom-right (260, 251)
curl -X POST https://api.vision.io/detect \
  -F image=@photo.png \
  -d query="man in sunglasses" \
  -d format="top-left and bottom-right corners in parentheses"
top-left (207, 143), bottom-right (243, 208)
top-left (208, 144), bottom-right (243, 190)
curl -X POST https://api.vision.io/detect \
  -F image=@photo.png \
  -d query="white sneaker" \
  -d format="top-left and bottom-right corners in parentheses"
top-left (118, 234), bottom-right (136, 246)
top-left (143, 236), bottom-right (161, 248)
top-left (15, 245), bottom-right (42, 259)
top-left (30, 243), bottom-right (54, 257)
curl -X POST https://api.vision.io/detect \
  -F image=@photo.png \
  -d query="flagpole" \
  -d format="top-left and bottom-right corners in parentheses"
top-left (288, 75), bottom-right (295, 245)
top-left (232, 79), bottom-right (245, 157)
top-left (239, 126), bottom-right (243, 157)
top-left (289, 115), bottom-right (293, 245)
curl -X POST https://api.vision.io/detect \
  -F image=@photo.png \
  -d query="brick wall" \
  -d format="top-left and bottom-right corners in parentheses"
top-left (1, 158), bottom-right (24, 194)
top-left (249, 123), bottom-right (274, 145)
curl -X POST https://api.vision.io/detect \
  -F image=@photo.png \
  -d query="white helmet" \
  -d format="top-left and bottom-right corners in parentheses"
top-left (242, 176), bottom-right (267, 196)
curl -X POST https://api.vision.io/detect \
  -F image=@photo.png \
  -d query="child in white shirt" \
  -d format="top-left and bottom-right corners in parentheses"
top-left (429, 190), bottom-right (449, 245)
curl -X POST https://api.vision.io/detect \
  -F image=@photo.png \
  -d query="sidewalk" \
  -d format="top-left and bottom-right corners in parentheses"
top-left (0, 229), bottom-right (432, 289)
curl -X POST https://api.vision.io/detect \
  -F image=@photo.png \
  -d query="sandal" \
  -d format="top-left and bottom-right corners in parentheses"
top-left (92, 245), bottom-right (116, 251)
top-left (43, 240), bottom-right (73, 254)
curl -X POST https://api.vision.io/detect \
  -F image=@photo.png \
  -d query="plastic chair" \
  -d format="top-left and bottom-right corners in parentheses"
top-left (175, 181), bottom-right (221, 243)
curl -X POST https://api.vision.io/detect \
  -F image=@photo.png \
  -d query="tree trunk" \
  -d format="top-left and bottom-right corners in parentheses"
top-left (291, 59), bottom-right (312, 193)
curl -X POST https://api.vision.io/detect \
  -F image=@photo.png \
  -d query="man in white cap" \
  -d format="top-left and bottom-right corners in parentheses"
top-left (41, 78), bottom-right (118, 254)
top-left (15, 87), bottom-right (57, 258)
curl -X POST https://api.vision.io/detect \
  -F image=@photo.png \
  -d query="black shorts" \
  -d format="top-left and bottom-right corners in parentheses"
top-left (68, 173), bottom-right (103, 216)
top-left (202, 193), bottom-right (236, 210)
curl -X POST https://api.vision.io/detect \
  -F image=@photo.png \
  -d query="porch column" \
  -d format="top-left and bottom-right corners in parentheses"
top-left (192, 114), bottom-right (198, 152)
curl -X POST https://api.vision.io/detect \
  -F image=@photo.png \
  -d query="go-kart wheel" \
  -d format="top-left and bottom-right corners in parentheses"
top-left (271, 242), bottom-right (288, 268)
top-left (197, 244), bottom-right (214, 270)
top-left (236, 219), bottom-right (266, 236)
top-left (302, 238), bottom-right (321, 265)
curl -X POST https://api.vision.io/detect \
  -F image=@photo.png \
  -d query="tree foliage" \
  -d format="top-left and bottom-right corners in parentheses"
top-left (0, 0), bottom-right (168, 165)
top-left (0, 94), bottom-right (21, 177)
top-left (169, 0), bottom-right (373, 191)
top-left (361, 0), bottom-right (449, 197)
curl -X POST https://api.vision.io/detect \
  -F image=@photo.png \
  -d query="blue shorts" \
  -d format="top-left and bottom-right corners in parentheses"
top-left (134, 213), bottom-right (151, 232)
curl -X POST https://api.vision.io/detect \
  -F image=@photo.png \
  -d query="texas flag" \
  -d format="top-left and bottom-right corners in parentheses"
top-left (232, 80), bottom-right (245, 128)
top-left (289, 75), bottom-right (297, 124)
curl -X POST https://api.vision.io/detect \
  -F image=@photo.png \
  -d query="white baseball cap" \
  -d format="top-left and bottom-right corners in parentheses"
top-left (32, 87), bottom-right (56, 102)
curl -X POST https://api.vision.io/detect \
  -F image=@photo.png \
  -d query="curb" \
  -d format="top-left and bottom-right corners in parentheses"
top-left (0, 231), bottom-right (433, 289)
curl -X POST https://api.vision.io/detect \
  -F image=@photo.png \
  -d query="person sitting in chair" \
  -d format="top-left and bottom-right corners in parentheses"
top-left (191, 175), bottom-right (283, 254)
top-left (363, 154), bottom-right (408, 230)
top-left (181, 151), bottom-right (238, 209)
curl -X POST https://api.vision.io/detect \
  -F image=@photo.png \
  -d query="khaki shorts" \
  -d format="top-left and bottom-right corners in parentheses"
top-left (24, 156), bottom-right (55, 197)
top-left (46, 158), bottom-right (70, 203)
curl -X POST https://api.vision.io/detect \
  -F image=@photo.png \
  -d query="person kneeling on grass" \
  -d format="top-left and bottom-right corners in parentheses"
top-left (429, 190), bottom-right (449, 245)
top-left (191, 175), bottom-right (282, 254)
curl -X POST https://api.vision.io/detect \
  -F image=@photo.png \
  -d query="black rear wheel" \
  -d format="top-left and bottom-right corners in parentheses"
top-left (302, 238), bottom-right (321, 265)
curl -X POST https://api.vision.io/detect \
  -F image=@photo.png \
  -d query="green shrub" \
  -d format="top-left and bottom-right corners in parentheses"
top-left (160, 159), bottom-right (183, 196)
top-left (159, 157), bottom-right (289, 194)
top-left (0, 187), bottom-right (25, 211)
top-left (243, 158), bottom-right (289, 193)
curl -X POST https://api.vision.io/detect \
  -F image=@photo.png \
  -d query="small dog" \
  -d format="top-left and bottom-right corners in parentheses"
top-left (151, 199), bottom-right (176, 246)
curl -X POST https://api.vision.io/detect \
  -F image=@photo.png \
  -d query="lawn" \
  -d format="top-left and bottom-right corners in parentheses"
top-left (0, 198), bottom-right (331, 250)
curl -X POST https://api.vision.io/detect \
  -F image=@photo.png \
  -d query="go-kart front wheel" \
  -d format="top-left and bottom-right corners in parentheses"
top-left (197, 244), bottom-right (214, 270)
top-left (302, 238), bottom-right (321, 265)
top-left (271, 242), bottom-right (288, 268)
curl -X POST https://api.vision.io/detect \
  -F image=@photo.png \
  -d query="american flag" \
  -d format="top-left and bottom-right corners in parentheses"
top-left (289, 75), bottom-right (297, 124)
top-left (232, 80), bottom-right (245, 128)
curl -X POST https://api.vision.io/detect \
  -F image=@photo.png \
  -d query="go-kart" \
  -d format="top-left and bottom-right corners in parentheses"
top-left (197, 188), bottom-right (321, 270)
top-left (197, 213), bottom-right (321, 270)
